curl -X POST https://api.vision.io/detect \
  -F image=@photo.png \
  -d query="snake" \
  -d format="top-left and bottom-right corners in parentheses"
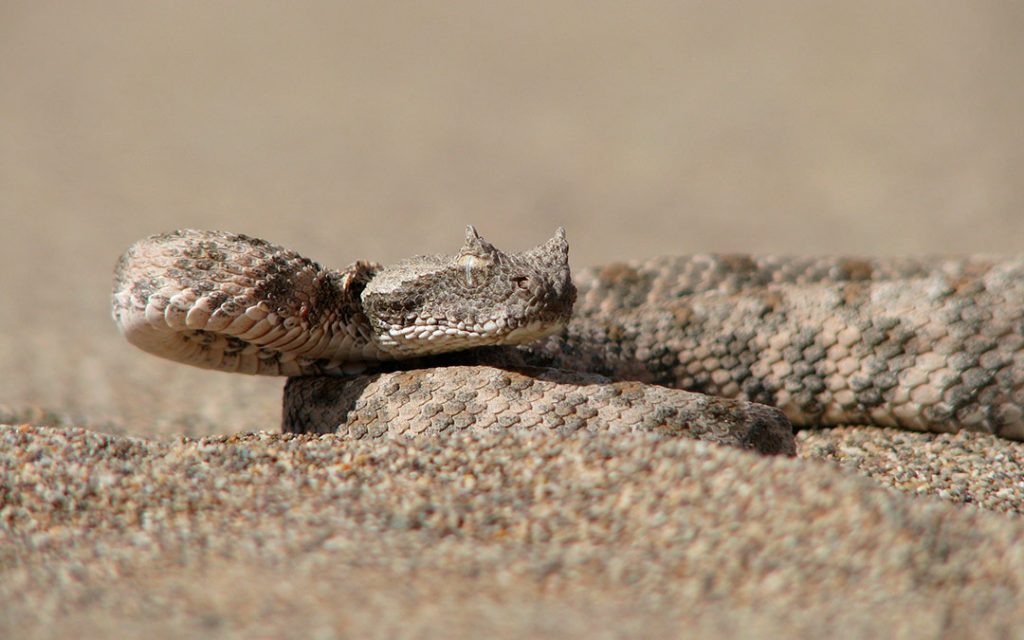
top-left (111, 227), bottom-right (1024, 455)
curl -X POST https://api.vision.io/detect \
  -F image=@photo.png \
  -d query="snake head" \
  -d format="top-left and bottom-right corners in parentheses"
top-left (361, 226), bottom-right (576, 358)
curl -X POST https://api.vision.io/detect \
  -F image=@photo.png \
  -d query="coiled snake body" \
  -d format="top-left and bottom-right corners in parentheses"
top-left (112, 228), bottom-right (1024, 455)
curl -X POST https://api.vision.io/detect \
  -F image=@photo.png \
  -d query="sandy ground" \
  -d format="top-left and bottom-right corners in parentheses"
top-left (2, 2), bottom-right (1024, 637)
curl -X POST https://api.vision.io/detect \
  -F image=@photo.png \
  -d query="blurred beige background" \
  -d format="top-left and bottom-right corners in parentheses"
top-left (2, 1), bottom-right (1022, 437)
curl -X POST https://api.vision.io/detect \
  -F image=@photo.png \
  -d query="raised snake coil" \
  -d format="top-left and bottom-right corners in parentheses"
top-left (112, 229), bottom-right (1024, 454)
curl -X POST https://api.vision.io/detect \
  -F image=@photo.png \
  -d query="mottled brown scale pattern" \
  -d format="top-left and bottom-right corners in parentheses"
top-left (545, 255), bottom-right (1024, 439)
top-left (113, 229), bottom-right (380, 376)
top-left (283, 367), bottom-right (794, 455)
top-left (114, 230), bottom-right (1024, 448)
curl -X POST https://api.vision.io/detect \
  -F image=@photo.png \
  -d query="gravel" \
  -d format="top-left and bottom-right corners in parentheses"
top-left (798, 427), bottom-right (1024, 515)
top-left (3, 421), bottom-right (1024, 639)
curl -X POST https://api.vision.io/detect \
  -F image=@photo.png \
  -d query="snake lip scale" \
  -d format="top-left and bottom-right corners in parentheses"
top-left (113, 227), bottom-right (1024, 455)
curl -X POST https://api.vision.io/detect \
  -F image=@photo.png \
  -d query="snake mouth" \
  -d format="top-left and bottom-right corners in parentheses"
top-left (371, 315), bottom-right (565, 357)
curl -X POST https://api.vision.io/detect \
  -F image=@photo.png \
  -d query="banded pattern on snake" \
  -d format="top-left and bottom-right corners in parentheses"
top-left (112, 228), bottom-right (1024, 455)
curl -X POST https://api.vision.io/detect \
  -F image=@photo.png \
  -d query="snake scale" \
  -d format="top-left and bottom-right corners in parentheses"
top-left (112, 228), bottom-right (1024, 456)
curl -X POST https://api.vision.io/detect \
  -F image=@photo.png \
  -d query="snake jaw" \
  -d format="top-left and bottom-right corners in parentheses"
top-left (362, 227), bottom-right (576, 357)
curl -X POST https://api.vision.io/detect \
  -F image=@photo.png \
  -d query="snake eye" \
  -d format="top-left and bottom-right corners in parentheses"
top-left (456, 251), bottom-right (497, 288)
top-left (512, 275), bottom-right (530, 290)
